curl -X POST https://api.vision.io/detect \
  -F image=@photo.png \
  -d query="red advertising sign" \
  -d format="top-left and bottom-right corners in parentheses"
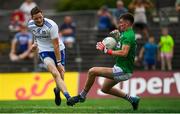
top-left (78, 71), bottom-right (180, 98)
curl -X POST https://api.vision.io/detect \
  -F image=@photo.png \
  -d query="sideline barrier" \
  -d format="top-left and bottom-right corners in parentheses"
top-left (0, 72), bottom-right (79, 100)
top-left (79, 71), bottom-right (180, 98)
top-left (0, 71), bottom-right (180, 100)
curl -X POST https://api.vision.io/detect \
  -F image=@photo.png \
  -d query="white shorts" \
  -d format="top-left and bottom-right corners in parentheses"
top-left (112, 65), bottom-right (132, 82)
top-left (39, 50), bottom-right (65, 67)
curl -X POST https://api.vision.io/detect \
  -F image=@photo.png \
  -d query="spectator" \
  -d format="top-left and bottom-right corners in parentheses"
top-left (139, 36), bottom-right (158, 70)
top-left (9, 9), bottom-right (25, 33)
top-left (159, 27), bottom-right (174, 71)
top-left (113, 0), bottom-right (128, 27)
top-left (59, 16), bottom-right (76, 48)
top-left (97, 5), bottom-right (115, 31)
top-left (129, 0), bottom-right (153, 39)
top-left (175, 0), bottom-right (180, 12)
top-left (9, 23), bottom-right (34, 62)
top-left (19, 0), bottom-right (37, 23)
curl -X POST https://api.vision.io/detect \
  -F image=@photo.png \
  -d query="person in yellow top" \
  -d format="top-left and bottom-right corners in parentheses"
top-left (159, 27), bottom-right (174, 71)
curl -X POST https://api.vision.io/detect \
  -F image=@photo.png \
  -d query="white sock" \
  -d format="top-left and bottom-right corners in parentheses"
top-left (80, 90), bottom-right (87, 98)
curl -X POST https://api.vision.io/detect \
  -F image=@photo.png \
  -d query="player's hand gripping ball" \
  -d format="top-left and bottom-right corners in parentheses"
top-left (109, 29), bottom-right (120, 39)
top-left (102, 37), bottom-right (117, 49)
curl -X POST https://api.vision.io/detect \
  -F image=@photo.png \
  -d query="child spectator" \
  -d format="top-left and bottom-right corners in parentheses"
top-left (139, 36), bottom-right (158, 70)
top-left (159, 27), bottom-right (174, 71)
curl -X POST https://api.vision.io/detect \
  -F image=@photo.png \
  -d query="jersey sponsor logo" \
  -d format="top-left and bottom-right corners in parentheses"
top-left (32, 28), bottom-right (49, 39)
top-left (42, 30), bottom-right (47, 35)
top-left (32, 30), bottom-right (36, 34)
top-left (32, 28), bottom-right (47, 35)
top-left (34, 35), bottom-right (49, 39)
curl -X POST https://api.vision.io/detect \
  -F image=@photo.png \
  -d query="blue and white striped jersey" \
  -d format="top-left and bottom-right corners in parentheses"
top-left (27, 18), bottom-right (65, 52)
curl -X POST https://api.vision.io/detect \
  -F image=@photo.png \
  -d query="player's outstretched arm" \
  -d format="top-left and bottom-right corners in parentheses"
top-left (109, 45), bottom-right (130, 57)
top-left (96, 42), bottom-right (130, 57)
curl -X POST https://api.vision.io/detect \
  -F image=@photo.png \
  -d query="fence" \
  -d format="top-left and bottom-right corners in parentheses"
top-left (0, 10), bottom-right (180, 72)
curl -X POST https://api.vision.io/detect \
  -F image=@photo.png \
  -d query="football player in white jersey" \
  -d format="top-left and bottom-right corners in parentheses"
top-left (28, 6), bottom-right (74, 106)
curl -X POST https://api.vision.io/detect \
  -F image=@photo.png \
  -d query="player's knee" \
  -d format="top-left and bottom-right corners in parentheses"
top-left (51, 70), bottom-right (59, 78)
top-left (88, 67), bottom-right (98, 76)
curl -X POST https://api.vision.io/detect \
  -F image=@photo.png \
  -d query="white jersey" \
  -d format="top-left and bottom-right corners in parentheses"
top-left (27, 18), bottom-right (65, 53)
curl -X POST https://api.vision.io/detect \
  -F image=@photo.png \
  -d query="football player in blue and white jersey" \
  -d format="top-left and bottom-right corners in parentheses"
top-left (28, 6), bottom-right (74, 106)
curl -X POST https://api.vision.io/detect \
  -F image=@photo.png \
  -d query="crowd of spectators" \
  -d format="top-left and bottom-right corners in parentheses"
top-left (6, 0), bottom-right (178, 71)
top-left (95, 0), bottom-right (177, 71)
top-left (9, 0), bottom-right (37, 34)
top-left (8, 0), bottom-right (36, 63)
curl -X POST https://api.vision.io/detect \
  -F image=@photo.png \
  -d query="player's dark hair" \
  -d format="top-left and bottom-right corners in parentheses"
top-left (31, 6), bottom-right (42, 17)
top-left (119, 13), bottom-right (134, 24)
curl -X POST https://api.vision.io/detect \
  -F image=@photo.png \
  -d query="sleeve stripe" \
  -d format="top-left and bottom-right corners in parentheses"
top-left (44, 20), bottom-right (52, 29)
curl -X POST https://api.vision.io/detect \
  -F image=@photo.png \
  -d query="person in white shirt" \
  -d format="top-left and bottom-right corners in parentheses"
top-left (20, 0), bottom-right (37, 23)
top-left (28, 6), bottom-right (74, 106)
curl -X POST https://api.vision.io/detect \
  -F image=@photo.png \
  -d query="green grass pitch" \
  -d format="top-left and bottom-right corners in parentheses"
top-left (0, 98), bottom-right (180, 113)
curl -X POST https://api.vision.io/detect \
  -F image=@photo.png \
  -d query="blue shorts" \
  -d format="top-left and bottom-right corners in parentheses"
top-left (144, 58), bottom-right (155, 65)
top-left (39, 50), bottom-right (65, 66)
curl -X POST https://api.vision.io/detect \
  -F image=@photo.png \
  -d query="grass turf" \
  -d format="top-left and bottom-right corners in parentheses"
top-left (0, 98), bottom-right (180, 113)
